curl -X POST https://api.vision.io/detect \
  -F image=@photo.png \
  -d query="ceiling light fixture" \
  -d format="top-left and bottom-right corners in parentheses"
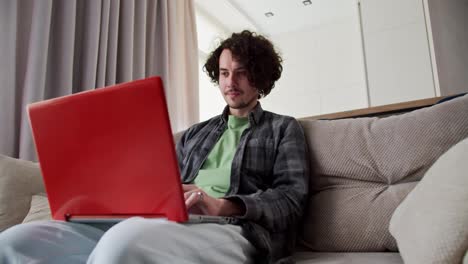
top-left (302, 0), bottom-right (312, 6)
top-left (265, 12), bottom-right (274, 18)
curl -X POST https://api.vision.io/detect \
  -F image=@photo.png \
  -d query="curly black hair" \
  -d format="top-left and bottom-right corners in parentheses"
top-left (203, 30), bottom-right (283, 98)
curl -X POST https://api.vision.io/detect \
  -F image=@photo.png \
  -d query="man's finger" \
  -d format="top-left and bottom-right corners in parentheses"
top-left (182, 184), bottom-right (197, 192)
top-left (184, 190), bottom-right (196, 200)
top-left (185, 192), bottom-right (199, 209)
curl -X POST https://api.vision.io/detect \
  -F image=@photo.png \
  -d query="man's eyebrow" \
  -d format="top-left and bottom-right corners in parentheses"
top-left (219, 66), bottom-right (246, 72)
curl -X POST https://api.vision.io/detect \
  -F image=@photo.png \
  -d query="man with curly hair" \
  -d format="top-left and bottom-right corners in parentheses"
top-left (0, 30), bottom-right (309, 264)
top-left (178, 30), bottom-right (310, 263)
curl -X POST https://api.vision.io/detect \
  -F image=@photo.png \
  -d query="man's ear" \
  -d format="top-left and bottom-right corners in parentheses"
top-left (256, 89), bottom-right (262, 99)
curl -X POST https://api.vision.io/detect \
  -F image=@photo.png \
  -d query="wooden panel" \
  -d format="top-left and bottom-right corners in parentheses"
top-left (299, 95), bottom-right (447, 120)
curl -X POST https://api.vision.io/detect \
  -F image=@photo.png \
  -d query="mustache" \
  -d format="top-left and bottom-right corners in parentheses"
top-left (225, 89), bottom-right (242, 94)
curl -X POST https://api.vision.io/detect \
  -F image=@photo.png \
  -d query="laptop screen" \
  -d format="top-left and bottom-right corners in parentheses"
top-left (28, 76), bottom-right (188, 222)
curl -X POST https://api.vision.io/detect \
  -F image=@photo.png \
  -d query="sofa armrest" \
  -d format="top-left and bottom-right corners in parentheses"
top-left (0, 155), bottom-right (44, 231)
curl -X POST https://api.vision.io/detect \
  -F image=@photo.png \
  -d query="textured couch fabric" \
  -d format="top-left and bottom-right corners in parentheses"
top-left (298, 94), bottom-right (468, 252)
top-left (0, 95), bottom-right (467, 264)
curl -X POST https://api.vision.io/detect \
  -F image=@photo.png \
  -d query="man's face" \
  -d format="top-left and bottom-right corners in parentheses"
top-left (218, 49), bottom-right (259, 117)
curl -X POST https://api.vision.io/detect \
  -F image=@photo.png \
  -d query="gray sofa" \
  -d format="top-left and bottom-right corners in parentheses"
top-left (1, 94), bottom-right (467, 264)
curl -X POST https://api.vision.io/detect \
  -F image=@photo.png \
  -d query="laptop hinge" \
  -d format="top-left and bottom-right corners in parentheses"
top-left (65, 214), bottom-right (167, 224)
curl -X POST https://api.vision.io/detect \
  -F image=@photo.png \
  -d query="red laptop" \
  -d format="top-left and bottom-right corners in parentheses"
top-left (28, 77), bottom-right (188, 223)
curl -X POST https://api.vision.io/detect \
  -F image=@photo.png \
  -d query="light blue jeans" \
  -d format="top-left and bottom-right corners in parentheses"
top-left (0, 217), bottom-right (255, 264)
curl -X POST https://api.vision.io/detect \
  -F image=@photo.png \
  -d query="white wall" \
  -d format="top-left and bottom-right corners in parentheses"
top-left (264, 4), bottom-right (368, 117)
top-left (195, 8), bottom-right (229, 121)
top-left (198, 59), bottom-right (226, 121)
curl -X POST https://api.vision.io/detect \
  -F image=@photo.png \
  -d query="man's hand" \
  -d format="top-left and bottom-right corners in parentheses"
top-left (182, 184), bottom-right (245, 216)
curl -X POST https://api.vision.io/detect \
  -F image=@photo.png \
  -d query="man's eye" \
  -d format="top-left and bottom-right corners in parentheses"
top-left (220, 72), bottom-right (229, 77)
top-left (237, 71), bottom-right (247, 77)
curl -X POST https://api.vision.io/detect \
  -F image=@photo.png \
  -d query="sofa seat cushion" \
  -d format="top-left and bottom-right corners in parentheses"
top-left (0, 155), bottom-right (45, 231)
top-left (298, 94), bottom-right (468, 251)
top-left (293, 252), bottom-right (403, 264)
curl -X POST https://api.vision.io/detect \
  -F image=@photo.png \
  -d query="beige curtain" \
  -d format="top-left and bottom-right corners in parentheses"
top-left (0, 0), bottom-right (199, 161)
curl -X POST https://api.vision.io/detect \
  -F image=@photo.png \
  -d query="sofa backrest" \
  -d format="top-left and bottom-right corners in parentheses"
top-left (297, 94), bottom-right (468, 252)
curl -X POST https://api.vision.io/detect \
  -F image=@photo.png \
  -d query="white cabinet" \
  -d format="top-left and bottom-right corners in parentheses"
top-left (359, 0), bottom-right (435, 106)
top-left (359, 0), bottom-right (468, 106)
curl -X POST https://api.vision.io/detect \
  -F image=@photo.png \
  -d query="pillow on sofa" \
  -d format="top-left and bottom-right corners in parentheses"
top-left (0, 155), bottom-right (45, 231)
top-left (298, 94), bottom-right (468, 251)
top-left (22, 193), bottom-right (52, 223)
top-left (389, 137), bottom-right (468, 264)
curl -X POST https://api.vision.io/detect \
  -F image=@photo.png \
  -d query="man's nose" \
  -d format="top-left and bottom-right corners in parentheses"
top-left (226, 73), bottom-right (237, 87)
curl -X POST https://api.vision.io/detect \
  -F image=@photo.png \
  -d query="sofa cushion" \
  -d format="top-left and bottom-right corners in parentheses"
top-left (389, 137), bottom-right (468, 264)
top-left (293, 252), bottom-right (403, 264)
top-left (0, 155), bottom-right (45, 231)
top-left (298, 94), bottom-right (468, 251)
top-left (22, 193), bottom-right (52, 223)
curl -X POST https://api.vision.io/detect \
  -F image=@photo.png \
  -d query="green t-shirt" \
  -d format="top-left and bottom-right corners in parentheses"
top-left (194, 115), bottom-right (249, 198)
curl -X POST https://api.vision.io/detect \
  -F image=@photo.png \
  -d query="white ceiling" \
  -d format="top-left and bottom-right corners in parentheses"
top-left (194, 0), bottom-right (356, 37)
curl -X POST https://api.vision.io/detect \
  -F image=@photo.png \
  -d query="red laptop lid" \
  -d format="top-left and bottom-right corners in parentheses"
top-left (28, 76), bottom-right (188, 222)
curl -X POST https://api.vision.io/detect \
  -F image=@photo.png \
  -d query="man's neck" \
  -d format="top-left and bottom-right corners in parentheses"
top-left (229, 102), bottom-right (258, 118)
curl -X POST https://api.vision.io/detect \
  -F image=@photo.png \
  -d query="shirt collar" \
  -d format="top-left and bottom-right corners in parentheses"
top-left (221, 102), bottom-right (264, 127)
